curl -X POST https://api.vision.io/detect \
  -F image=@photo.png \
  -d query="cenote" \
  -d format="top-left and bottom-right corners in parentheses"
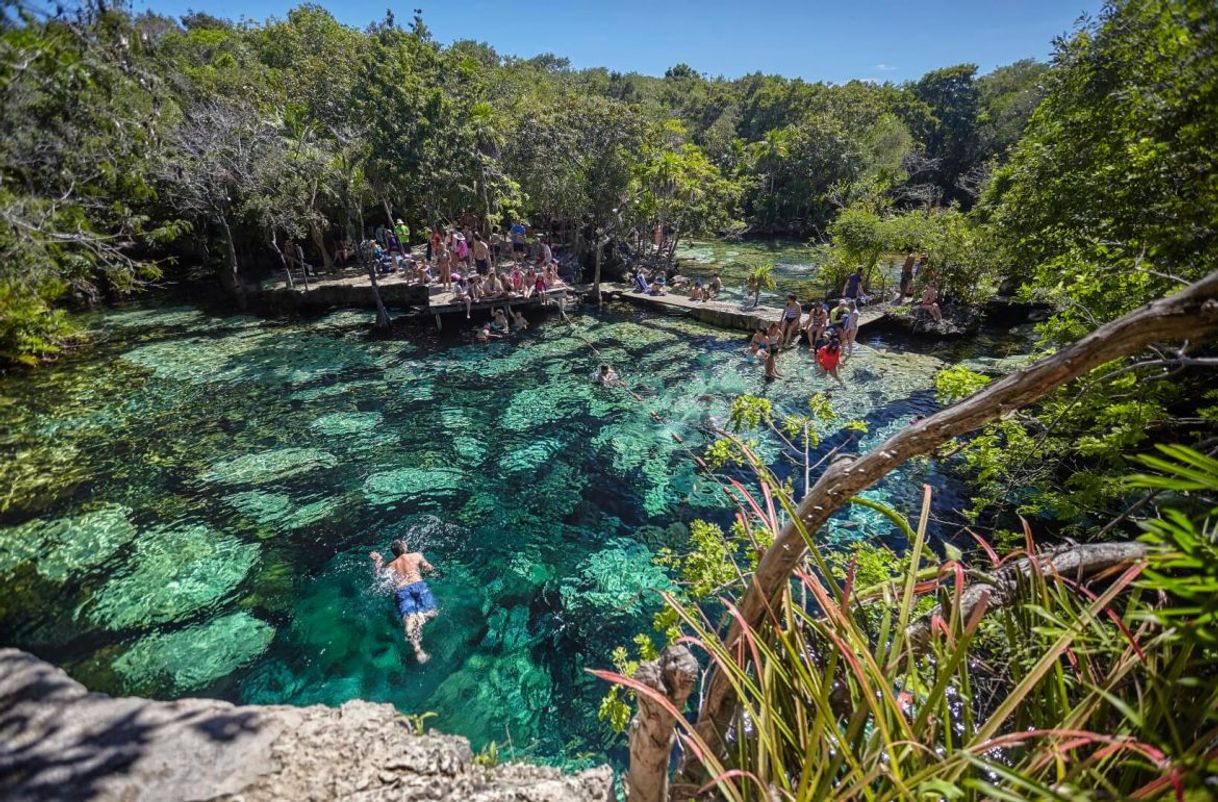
top-left (0, 285), bottom-right (1022, 767)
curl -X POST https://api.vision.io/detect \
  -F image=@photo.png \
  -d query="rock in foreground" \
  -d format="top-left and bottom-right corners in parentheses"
top-left (0, 649), bottom-right (612, 802)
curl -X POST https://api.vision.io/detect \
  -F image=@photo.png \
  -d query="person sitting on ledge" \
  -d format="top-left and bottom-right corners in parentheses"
top-left (633, 269), bottom-right (650, 294)
top-left (689, 281), bottom-right (706, 302)
top-left (920, 284), bottom-right (944, 323)
top-left (709, 273), bottom-right (723, 297)
top-left (370, 541), bottom-right (438, 663)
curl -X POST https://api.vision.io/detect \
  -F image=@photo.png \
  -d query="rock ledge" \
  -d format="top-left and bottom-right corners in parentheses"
top-left (0, 648), bottom-right (612, 801)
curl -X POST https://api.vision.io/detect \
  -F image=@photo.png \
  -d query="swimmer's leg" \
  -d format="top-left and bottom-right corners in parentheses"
top-left (403, 614), bottom-right (429, 663)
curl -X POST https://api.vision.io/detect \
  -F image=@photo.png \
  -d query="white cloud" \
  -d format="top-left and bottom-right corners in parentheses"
top-left (873, 63), bottom-right (897, 71)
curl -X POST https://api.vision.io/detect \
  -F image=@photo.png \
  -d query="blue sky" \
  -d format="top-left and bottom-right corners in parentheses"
top-left (134, 0), bottom-right (1105, 83)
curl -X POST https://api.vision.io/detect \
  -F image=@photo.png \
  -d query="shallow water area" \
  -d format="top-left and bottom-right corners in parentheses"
top-left (0, 298), bottom-right (984, 766)
top-left (675, 238), bottom-right (825, 304)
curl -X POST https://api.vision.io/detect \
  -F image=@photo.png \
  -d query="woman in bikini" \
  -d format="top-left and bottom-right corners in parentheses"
top-left (780, 294), bottom-right (802, 347)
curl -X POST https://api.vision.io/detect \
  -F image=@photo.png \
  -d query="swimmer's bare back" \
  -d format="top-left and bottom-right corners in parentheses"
top-left (370, 551), bottom-right (434, 588)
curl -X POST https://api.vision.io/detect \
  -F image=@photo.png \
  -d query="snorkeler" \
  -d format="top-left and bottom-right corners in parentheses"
top-left (370, 540), bottom-right (438, 663)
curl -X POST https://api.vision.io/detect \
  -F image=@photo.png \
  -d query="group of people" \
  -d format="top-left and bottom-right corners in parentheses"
top-left (475, 306), bottom-right (530, 342)
top-left (633, 268), bottom-right (723, 301)
top-left (365, 220), bottom-right (565, 298)
top-left (750, 296), bottom-right (863, 383)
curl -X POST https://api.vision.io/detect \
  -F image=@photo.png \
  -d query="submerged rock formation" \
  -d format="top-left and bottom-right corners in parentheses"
top-left (0, 649), bottom-right (612, 802)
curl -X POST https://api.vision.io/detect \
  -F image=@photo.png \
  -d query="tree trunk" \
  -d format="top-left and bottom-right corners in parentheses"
top-left (217, 211), bottom-right (245, 308)
top-left (381, 197), bottom-right (394, 228)
top-left (366, 265), bottom-right (391, 330)
top-left (666, 228), bottom-right (681, 263)
top-left (270, 230), bottom-right (292, 289)
top-left (310, 222), bottom-right (334, 273)
top-left (676, 269), bottom-right (1218, 791)
top-left (594, 234), bottom-right (604, 308)
top-left (626, 645), bottom-right (699, 802)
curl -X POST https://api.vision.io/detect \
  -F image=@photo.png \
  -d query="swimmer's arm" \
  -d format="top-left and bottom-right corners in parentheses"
top-left (370, 551), bottom-right (386, 574)
top-left (420, 557), bottom-right (436, 575)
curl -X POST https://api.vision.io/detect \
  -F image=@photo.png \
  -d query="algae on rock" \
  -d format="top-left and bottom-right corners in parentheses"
top-left (89, 524), bottom-right (259, 630)
top-left (113, 611), bottom-right (275, 692)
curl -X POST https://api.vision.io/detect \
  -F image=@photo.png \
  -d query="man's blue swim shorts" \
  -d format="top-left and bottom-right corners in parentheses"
top-left (395, 581), bottom-right (437, 617)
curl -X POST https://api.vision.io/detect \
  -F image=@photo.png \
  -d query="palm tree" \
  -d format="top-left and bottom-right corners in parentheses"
top-left (747, 264), bottom-right (775, 308)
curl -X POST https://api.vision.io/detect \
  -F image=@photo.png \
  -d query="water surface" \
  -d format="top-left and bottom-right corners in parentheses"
top-left (0, 299), bottom-right (976, 765)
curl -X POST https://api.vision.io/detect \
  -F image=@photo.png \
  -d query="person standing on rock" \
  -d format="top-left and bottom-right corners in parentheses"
top-left (371, 541), bottom-right (438, 663)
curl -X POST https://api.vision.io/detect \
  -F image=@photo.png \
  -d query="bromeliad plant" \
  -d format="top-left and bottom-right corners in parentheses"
top-left (595, 441), bottom-right (1218, 801)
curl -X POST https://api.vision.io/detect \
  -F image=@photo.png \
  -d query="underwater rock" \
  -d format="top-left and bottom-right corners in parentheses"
top-left (427, 651), bottom-right (553, 748)
top-left (226, 490), bottom-right (336, 531)
top-left (99, 306), bottom-right (209, 330)
top-left (500, 439), bottom-right (564, 474)
top-left (310, 411), bottom-right (383, 436)
top-left (121, 329), bottom-right (379, 387)
top-left (451, 435), bottom-right (487, 465)
top-left (0, 504), bottom-right (137, 581)
top-left (635, 522), bottom-right (690, 551)
top-left (0, 442), bottom-right (84, 516)
top-left (559, 538), bottom-right (672, 625)
top-left (288, 378), bottom-right (385, 402)
top-left (112, 611), bottom-right (274, 692)
top-left (480, 605), bottom-right (540, 653)
top-left (200, 448), bottom-right (338, 486)
top-left (89, 524), bottom-right (259, 630)
top-left (362, 467), bottom-right (464, 505)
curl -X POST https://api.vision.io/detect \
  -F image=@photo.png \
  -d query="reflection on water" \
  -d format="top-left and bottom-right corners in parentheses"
top-left (0, 299), bottom-right (983, 766)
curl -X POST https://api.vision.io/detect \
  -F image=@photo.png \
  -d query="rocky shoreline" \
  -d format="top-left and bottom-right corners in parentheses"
top-left (0, 649), bottom-right (612, 802)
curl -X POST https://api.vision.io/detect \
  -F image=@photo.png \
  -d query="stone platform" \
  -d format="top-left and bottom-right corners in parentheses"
top-left (601, 283), bottom-right (885, 333)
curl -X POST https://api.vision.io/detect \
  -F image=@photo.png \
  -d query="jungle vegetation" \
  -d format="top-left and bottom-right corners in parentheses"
top-left (5, 0), bottom-right (1051, 365)
top-left (3, 0), bottom-right (1218, 797)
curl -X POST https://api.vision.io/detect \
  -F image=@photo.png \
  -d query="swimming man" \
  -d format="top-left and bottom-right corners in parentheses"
top-left (370, 541), bottom-right (438, 663)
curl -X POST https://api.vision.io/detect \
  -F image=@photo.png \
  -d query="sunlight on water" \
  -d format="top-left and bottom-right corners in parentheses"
top-left (0, 299), bottom-right (972, 766)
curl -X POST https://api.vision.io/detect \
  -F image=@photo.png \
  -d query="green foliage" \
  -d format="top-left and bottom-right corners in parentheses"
top-left (1, 2), bottom-right (1056, 366)
top-left (1128, 445), bottom-right (1218, 644)
top-left (398, 711), bottom-right (439, 736)
top-left (986, 0), bottom-right (1218, 341)
top-left (656, 520), bottom-right (739, 600)
top-left (597, 448), bottom-right (1218, 800)
top-left (934, 365), bottom-right (991, 403)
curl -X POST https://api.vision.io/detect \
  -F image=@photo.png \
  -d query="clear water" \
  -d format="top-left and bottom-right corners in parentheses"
top-left (675, 238), bottom-right (906, 306)
top-left (0, 298), bottom-right (984, 767)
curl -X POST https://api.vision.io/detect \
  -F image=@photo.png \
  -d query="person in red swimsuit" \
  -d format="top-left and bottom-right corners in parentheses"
top-left (816, 335), bottom-right (845, 386)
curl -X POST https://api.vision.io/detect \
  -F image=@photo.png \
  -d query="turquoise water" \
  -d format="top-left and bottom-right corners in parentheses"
top-left (675, 239), bottom-right (905, 306)
top-left (675, 239), bottom-right (825, 303)
top-left (0, 300), bottom-right (968, 765)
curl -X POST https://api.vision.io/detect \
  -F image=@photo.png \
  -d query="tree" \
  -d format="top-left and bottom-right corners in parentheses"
top-left (1, 2), bottom-right (170, 363)
top-left (900, 64), bottom-right (981, 205)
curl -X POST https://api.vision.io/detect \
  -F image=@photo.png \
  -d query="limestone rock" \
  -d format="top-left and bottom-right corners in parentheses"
top-left (0, 648), bottom-right (612, 802)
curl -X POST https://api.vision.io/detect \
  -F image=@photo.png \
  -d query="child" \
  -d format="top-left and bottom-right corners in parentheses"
top-left (533, 271), bottom-right (548, 305)
top-left (749, 326), bottom-right (767, 359)
top-left (816, 335), bottom-right (845, 386)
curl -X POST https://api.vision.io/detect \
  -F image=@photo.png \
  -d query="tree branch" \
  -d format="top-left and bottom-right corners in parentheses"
top-left (678, 270), bottom-right (1218, 787)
